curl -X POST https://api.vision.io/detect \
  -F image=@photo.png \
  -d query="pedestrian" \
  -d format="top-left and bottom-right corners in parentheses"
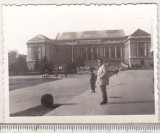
top-left (64, 69), bottom-right (68, 78)
top-left (96, 58), bottom-right (109, 105)
top-left (90, 67), bottom-right (96, 93)
top-left (55, 69), bottom-right (59, 79)
top-left (115, 67), bottom-right (119, 75)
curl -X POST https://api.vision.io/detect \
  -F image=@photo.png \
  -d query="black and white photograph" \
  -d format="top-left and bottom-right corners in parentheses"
top-left (2, 4), bottom-right (158, 123)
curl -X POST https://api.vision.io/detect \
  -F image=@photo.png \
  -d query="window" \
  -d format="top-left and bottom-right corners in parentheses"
top-left (105, 47), bottom-right (109, 59)
top-left (82, 48), bottom-right (86, 60)
top-left (138, 42), bottom-right (147, 57)
top-left (111, 47), bottom-right (115, 58)
top-left (87, 48), bottom-right (91, 60)
top-left (93, 48), bottom-right (97, 60)
top-left (31, 46), bottom-right (39, 60)
top-left (116, 47), bottom-right (121, 58)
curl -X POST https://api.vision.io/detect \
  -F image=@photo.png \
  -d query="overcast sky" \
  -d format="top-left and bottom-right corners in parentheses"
top-left (3, 4), bottom-right (157, 55)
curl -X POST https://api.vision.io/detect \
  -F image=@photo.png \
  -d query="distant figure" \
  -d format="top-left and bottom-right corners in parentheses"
top-left (42, 69), bottom-right (50, 78)
top-left (90, 68), bottom-right (96, 93)
top-left (65, 71), bottom-right (68, 78)
top-left (128, 63), bottom-right (130, 69)
top-left (115, 67), bottom-right (119, 75)
top-left (55, 69), bottom-right (59, 79)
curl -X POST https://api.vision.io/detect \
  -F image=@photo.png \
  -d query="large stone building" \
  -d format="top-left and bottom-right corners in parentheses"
top-left (26, 29), bottom-right (153, 70)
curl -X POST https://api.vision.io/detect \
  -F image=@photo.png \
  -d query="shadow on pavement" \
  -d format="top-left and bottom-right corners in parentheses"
top-left (9, 78), bottom-right (59, 91)
top-left (10, 103), bottom-right (76, 116)
top-left (116, 83), bottom-right (126, 85)
top-left (109, 96), bottom-right (122, 98)
top-left (108, 100), bottom-right (154, 104)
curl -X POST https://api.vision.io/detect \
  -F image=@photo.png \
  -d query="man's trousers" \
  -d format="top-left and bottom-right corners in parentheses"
top-left (100, 85), bottom-right (107, 102)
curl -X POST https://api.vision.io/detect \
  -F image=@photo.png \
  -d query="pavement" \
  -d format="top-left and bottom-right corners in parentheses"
top-left (9, 70), bottom-right (155, 116)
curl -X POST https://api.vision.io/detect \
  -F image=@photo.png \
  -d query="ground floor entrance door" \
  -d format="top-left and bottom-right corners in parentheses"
top-left (141, 59), bottom-right (145, 66)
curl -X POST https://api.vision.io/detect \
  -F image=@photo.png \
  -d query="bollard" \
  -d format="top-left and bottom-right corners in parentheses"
top-left (41, 94), bottom-right (54, 108)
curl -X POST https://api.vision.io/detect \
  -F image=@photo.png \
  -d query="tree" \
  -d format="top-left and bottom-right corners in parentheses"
top-left (8, 50), bottom-right (18, 66)
top-left (9, 63), bottom-right (17, 74)
top-left (34, 59), bottom-right (39, 71)
top-left (34, 56), bottom-right (54, 74)
top-left (8, 52), bottom-right (28, 75)
top-left (16, 55), bottom-right (28, 74)
top-left (48, 61), bottom-right (54, 73)
top-left (34, 55), bottom-right (40, 71)
top-left (76, 57), bottom-right (85, 67)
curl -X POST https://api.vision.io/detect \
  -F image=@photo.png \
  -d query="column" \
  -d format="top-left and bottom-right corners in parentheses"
top-left (121, 47), bottom-right (123, 58)
top-left (86, 48), bottom-right (88, 60)
top-left (27, 46), bottom-right (32, 61)
top-left (115, 46), bottom-right (117, 58)
top-left (97, 47), bottom-right (99, 59)
top-left (104, 47), bottom-right (106, 58)
top-left (40, 47), bottom-right (42, 60)
top-left (42, 46), bottom-right (45, 59)
top-left (145, 42), bottom-right (147, 56)
top-left (136, 43), bottom-right (139, 57)
top-left (91, 47), bottom-right (94, 60)
top-left (109, 47), bottom-right (111, 58)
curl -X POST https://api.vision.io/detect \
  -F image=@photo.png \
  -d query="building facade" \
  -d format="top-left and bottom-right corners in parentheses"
top-left (26, 29), bottom-right (153, 70)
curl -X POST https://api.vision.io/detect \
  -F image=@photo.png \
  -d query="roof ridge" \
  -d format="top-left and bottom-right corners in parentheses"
top-left (130, 29), bottom-right (150, 36)
top-left (28, 34), bottom-right (52, 42)
top-left (58, 29), bottom-right (123, 33)
top-left (27, 34), bottom-right (52, 43)
top-left (56, 29), bottom-right (125, 40)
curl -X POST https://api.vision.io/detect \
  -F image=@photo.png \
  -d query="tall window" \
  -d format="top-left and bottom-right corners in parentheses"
top-left (31, 46), bottom-right (39, 60)
top-left (116, 47), bottom-right (121, 58)
top-left (73, 48), bottom-right (77, 60)
top-left (82, 48), bottom-right (86, 60)
top-left (105, 47), bottom-right (109, 59)
top-left (146, 43), bottom-right (148, 57)
top-left (87, 48), bottom-right (91, 60)
top-left (80, 48), bottom-right (82, 59)
top-left (138, 42), bottom-right (147, 57)
top-left (93, 48), bottom-right (97, 60)
top-left (111, 47), bottom-right (115, 58)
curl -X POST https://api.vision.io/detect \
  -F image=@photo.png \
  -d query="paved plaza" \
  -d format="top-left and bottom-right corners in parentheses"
top-left (9, 70), bottom-right (155, 116)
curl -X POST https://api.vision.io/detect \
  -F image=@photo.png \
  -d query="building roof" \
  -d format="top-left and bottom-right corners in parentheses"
top-left (130, 29), bottom-right (150, 36)
top-left (56, 30), bottom-right (125, 40)
top-left (27, 34), bottom-right (54, 44)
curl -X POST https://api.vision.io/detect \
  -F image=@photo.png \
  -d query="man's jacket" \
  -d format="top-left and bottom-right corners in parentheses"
top-left (96, 64), bottom-right (109, 85)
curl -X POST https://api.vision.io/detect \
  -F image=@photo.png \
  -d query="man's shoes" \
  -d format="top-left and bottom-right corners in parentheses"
top-left (100, 101), bottom-right (107, 105)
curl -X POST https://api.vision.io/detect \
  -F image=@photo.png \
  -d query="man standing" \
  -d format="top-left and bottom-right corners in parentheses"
top-left (96, 59), bottom-right (109, 105)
